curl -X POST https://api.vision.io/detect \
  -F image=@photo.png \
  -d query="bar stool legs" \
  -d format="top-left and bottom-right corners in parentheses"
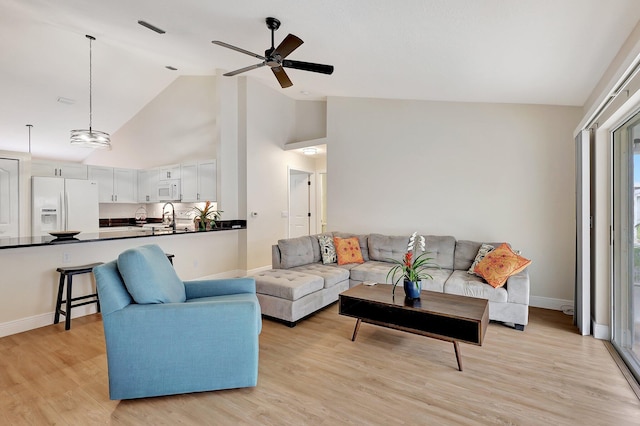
top-left (54, 262), bottom-right (103, 330)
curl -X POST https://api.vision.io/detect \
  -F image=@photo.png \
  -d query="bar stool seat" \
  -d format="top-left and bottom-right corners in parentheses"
top-left (54, 262), bottom-right (103, 330)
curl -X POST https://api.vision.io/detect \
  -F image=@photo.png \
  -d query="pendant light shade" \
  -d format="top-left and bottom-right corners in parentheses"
top-left (70, 35), bottom-right (111, 150)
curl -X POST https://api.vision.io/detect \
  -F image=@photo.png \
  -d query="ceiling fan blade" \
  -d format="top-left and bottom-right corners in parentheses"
top-left (282, 60), bottom-right (334, 75)
top-left (271, 66), bottom-right (293, 88)
top-left (212, 40), bottom-right (266, 60)
top-left (224, 62), bottom-right (266, 77)
top-left (274, 34), bottom-right (303, 59)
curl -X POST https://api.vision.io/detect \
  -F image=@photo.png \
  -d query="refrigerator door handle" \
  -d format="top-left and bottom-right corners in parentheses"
top-left (64, 191), bottom-right (68, 230)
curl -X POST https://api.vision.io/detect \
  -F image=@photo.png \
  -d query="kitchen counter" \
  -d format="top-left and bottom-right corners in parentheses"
top-left (0, 220), bottom-right (246, 250)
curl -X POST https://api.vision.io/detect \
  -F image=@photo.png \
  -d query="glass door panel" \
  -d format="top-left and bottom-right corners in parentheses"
top-left (612, 112), bottom-right (640, 381)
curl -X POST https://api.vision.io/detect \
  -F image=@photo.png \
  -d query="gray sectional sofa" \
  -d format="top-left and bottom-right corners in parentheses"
top-left (256, 232), bottom-right (529, 330)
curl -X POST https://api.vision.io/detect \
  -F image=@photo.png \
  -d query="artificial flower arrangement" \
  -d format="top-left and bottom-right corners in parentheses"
top-left (386, 232), bottom-right (439, 296)
top-left (192, 201), bottom-right (222, 230)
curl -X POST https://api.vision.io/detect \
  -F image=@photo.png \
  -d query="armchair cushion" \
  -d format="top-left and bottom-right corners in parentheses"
top-left (117, 244), bottom-right (186, 304)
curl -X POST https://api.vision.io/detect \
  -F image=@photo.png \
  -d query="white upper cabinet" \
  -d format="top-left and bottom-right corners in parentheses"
top-left (159, 164), bottom-right (180, 180)
top-left (88, 166), bottom-right (137, 203)
top-left (137, 169), bottom-right (159, 203)
top-left (31, 160), bottom-right (87, 179)
top-left (181, 160), bottom-right (216, 202)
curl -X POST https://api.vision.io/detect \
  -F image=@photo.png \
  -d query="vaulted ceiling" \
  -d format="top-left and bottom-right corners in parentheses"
top-left (2, 0), bottom-right (640, 161)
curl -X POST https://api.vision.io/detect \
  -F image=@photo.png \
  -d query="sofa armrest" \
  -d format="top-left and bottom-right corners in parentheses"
top-left (505, 269), bottom-right (529, 305)
top-left (184, 277), bottom-right (256, 299)
top-left (272, 244), bottom-right (282, 269)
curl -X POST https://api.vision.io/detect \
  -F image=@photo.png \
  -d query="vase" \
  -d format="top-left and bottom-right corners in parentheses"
top-left (403, 279), bottom-right (422, 299)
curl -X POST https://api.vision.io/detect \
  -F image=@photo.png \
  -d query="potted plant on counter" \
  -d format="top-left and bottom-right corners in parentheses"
top-left (386, 232), bottom-right (439, 299)
top-left (192, 201), bottom-right (222, 231)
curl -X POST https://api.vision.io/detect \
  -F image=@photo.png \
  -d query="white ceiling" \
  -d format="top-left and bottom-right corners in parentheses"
top-left (2, 0), bottom-right (640, 161)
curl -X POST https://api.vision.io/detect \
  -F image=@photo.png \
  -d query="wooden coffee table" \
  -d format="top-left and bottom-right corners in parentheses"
top-left (339, 284), bottom-right (488, 371)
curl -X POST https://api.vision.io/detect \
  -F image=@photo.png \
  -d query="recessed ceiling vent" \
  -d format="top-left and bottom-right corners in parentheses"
top-left (138, 20), bottom-right (166, 34)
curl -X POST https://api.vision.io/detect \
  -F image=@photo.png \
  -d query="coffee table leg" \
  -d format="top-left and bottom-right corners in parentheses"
top-left (453, 341), bottom-right (463, 371)
top-left (351, 319), bottom-right (362, 341)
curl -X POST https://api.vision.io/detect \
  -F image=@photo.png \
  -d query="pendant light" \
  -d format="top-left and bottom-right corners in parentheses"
top-left (70, 35), bottom-right (111, 149)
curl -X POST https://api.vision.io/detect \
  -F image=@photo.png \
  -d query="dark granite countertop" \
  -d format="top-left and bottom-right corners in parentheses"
top-left (0, 220), bottom-right (246, 250)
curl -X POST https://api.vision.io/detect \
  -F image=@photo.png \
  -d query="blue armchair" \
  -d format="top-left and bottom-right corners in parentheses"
top-left (93, 244), bottom-right (261, 400)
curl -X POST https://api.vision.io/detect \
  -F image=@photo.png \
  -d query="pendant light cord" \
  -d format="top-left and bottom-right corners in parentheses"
top-left (26, 124), bottom-right (32, 153)
top-left (86, 35), bottom-right (95, 133)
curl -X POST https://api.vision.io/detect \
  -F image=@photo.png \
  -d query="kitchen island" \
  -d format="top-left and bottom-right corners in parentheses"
top-left (0, 221), bottom-right (247, 337)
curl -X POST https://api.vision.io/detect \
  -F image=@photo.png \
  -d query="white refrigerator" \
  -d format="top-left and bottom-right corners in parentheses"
top-left (32, 177), bottom-right (100, 236)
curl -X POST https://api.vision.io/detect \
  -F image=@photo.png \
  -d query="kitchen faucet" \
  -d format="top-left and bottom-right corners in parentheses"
top-left (162, 202), bottom-right (176, 232)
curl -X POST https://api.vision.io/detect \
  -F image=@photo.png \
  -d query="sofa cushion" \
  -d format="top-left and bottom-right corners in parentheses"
top-left (444, 270), bottom-right (508, 303)
top-left (474, 243), bottom-right (531, 288)
top-left (334, 236), bottom-right (365, 265)
top-left (368, 234), bottom-right (409, 262)
top-left (291, 263), bottom-right (350, 289)
top-left (350, 261), bottom-right (394, 283)
top-left (253, 269), bottom-right (324, 301)
top-left (117, 244), bottom-right (186, 304)
top-left (318, 234), bottom-right (337, 264)
top-left (278, 236), bottom-right (315, 268)
top-left (333, 232), bottom-right (370, 261)
top-left (421, 235), bottom-right (456, 270)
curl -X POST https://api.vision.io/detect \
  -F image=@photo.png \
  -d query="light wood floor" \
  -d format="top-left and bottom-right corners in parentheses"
top-left (1, 305), bottom-right (639, 425)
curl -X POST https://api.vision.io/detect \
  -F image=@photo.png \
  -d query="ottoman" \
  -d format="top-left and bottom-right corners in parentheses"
top-left (252, 269), bottom-right (334, 326)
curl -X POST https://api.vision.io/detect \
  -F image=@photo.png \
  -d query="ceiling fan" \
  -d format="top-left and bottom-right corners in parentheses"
top-left (212, 17), bottom-right (334, 88)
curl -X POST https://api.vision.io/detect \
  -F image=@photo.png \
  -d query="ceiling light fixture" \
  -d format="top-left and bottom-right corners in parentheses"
top-left (138, 20), bottom-right (166, 34)
top-left (302, 147), bottom-right (317, 155)
top-left (70, 35), bottom-right (111, 150)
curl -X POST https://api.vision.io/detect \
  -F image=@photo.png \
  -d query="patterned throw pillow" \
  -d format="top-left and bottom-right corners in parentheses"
top-left (468, 243), bottom-right (495, 275)
top-left (318, 235), bottom-right (337, 264)
top-left (334, 236), bottom-right (365, 265)
top-left (474, 243), bottom-right (531, 288)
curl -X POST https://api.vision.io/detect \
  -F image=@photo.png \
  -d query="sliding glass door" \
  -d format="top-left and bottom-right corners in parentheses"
top-left (612, 111), bottom-right (640, 381)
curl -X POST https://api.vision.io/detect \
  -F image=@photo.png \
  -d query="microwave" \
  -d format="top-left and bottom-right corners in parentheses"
top-left (157, 179), bottom-right (181, 201)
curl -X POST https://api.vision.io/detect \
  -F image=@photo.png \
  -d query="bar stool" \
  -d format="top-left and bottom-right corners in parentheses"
top-left (54, 262), bottom-right (103, 330)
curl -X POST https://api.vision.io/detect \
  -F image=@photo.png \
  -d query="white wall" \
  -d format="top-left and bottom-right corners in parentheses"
top-left (0, 230), bottom-right (243, 337)
top-left (85, 76), bottom-right (216, 169)
top-left (327, 97), bottom-right (582, 305)
top-left (241, 79), bottom-right (318, 270)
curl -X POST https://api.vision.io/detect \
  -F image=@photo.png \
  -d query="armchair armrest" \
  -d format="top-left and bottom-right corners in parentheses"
top-left (184, 277), bottom-right (256, 299)
top-left (506, 269), bottom-right (529, 305)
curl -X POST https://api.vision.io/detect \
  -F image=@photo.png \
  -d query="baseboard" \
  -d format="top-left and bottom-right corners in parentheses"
top-left (195, 269), bottom-right (247, 280)
top-left (247, 265), bottom-right (273, 275)
top-left (529, 296), bottom-right (573, 312)
top-left (592, 319), bottom-right (611, 340)
top-left (0, 304), bottom-right (98, 338)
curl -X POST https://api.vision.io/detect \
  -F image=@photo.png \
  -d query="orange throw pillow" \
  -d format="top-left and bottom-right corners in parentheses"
top-left (474, 243), bottom-right (531, 288)
top-left (334, 236), bottom-right (365, 265)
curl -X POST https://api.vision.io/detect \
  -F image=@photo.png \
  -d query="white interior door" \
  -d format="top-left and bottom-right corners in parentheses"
top-left (0, 158), bottom-right (19, 239)
top-left (289, 170), bottom-right (310, 238)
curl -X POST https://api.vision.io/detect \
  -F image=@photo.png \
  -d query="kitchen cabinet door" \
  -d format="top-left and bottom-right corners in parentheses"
top-left (113, 168), bottom-right (137, 203)
top-left (180, 162), bottom-right (198, 202)
top-left (32, 160), bottom-right (87, 179)
top-left (88, 166), bottom-right (114, 203)
top-left (159, 164), bottom-right (180, 180)
top-left (138, 169), bottom-right (159, 202)
top-left (180, 160), bottom-right (216, 202)
top-left (198, 160), bottom-right (217, 202)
